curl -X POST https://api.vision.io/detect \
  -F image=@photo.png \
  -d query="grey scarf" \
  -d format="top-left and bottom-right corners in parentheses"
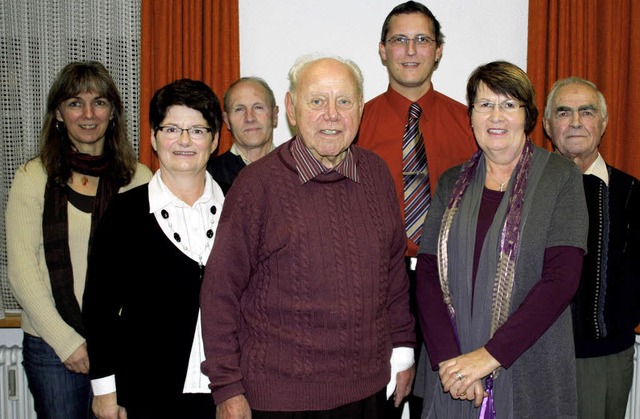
top-left (427, 140), bottom-right (549, 418)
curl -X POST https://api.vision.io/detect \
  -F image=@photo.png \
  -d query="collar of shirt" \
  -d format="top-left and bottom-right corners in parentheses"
top-left (384, 82), bottom-right (437, 122)
top-left (290, 135), bottom-right (358, 184)
top-left (230, 142), bottom-right (276, 165)
top-left (584, 152), bottom-right (609, 186)
top-left (148, 170), bottom-right (225, 264)
top-left (148, 169), bottom-right (221, 213)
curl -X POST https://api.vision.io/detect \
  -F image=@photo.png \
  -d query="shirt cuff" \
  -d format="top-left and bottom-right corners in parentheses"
top-left (387, 347), bottom-right (415, 399)
top-left (91, 375), bottom-right (116, 396)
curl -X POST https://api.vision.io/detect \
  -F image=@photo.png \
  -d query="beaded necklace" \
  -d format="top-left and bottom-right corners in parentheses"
top-left (161, 205), bottom-right (217, 278)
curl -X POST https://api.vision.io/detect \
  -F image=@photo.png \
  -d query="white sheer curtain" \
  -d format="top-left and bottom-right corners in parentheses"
top-left (0, 0), bottom-right (141, 317)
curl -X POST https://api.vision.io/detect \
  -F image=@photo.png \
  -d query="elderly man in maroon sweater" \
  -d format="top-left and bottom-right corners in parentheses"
top-left (200, 54), bottom-right (416, 419)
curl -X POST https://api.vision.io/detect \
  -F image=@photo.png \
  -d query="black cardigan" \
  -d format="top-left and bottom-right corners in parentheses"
top-left (83, 184), bottom-right (211, 414)
top-left (572, 166), bottom-right (640, 358)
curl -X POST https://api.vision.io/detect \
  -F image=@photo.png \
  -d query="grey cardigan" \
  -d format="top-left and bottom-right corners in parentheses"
top-left (415, 146), bottom-right (588, 419)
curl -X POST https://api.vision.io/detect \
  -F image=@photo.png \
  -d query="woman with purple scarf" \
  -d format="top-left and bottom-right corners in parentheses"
top-left (413, 61), bottom-right (588, 418)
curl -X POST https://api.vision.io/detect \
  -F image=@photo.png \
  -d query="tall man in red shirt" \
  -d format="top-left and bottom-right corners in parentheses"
top-left (356, 2), bottom-right (477, 417)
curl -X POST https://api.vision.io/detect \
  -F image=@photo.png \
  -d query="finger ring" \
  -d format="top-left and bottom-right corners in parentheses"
top-left (460, 392), bottom-right (466, 397)
top-left (456, 372), bottom-right (463, 380)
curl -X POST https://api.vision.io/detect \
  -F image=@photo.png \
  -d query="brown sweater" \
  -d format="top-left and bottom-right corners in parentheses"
top-left (201, 139), bottom-right (416, 411)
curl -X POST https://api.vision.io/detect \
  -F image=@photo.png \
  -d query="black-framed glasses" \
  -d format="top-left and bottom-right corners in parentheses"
top-left (386, 35), bottom-right (436, 47)
top-left (472, 100), bottom-right (524, 114)
top-left (156, 125), bottom-right (212, 140)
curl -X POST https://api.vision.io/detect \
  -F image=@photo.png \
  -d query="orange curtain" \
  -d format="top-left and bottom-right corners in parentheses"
top-left (139, 0), bottom-right (239, 171)
top-left (527, 0), bottom-right (640, 179)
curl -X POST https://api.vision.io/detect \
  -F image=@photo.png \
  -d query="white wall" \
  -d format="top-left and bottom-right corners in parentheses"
top-left (239, 0), bottom-right (529, 146)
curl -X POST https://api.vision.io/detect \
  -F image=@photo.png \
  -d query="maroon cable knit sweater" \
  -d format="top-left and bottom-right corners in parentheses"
top-left (200, 138), bottom-right (416, 411)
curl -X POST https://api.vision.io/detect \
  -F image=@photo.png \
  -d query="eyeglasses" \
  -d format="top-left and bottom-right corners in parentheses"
top-left (386, 35), bottom-right (436, 47)
top-left (472, 100), bottom-right (524, 114)
top-left (156, 125), bottom-right (212, 140)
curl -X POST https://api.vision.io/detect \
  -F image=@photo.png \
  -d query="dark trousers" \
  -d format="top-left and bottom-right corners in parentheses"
top-left (125, 393), bottom-right (215, 419)
top-left (252, 388), bottom-right (387, 419)
top-left (385, 259), bottom-right (423, 419)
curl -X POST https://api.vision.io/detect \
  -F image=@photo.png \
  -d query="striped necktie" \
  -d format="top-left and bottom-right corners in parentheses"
top-left (402, 103), bottom-right (430, 244)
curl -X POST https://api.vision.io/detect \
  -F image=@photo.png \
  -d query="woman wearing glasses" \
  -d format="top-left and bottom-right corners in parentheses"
top-left (83, 79), bottom-right (224, 418)
top-left (414, 61), bottom-right (588, 418)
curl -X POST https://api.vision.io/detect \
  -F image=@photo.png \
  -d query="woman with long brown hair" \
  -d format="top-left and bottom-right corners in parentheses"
top-left (6, 61), bottom-right (151, 418)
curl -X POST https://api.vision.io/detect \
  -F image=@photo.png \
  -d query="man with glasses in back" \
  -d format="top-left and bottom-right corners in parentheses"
top-left (356, 2), bottom-right (477, 417)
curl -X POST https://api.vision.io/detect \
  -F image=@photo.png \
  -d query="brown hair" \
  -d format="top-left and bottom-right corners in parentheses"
top-left (40, 61), bottom-right (137, 185)
top-left (466, 61), bottom-right (538, 134)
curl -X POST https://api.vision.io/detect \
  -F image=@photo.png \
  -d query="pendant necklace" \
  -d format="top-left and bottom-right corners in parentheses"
top-left (488, 172), bottom-right (509, 192)
top-left (81, 176), bottom-right (89, 186)
top-left (161, 205), bottom-right (217, 278)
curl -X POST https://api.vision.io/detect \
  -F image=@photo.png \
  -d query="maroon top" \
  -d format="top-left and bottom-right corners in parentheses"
top-left (201, 139), bottom-right (416, 410)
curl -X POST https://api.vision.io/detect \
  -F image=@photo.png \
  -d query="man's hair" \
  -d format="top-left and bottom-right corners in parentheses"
top-left (288, 54), bottom-right (364, 103)
top-left (544, 76), bottom-right (608, 120)
top-left (223, 77), bottom-right (277, 112)
top-left (380, 1), bottom-right (445, 46)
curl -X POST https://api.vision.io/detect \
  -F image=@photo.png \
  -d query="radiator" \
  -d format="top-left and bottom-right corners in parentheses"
top-left (0, 345), bottom-right (36, 419)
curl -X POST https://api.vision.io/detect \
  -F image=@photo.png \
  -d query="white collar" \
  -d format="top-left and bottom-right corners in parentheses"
top-left (148, 169), bottom-right (224, 213)
top-left (584, 153), bottom-right (609, 186)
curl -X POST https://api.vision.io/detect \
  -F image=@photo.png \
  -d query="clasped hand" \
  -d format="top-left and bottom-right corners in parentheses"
top-left (437, 346), bottom-right (500, 408)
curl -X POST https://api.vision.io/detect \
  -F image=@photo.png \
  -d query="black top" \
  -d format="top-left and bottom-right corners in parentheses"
top-left (207, 150), bottom-right (246, 195)
top-left (572, 166), bottom-right (640, 357)
top-left (83, 184), bottom-right (214, 417)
